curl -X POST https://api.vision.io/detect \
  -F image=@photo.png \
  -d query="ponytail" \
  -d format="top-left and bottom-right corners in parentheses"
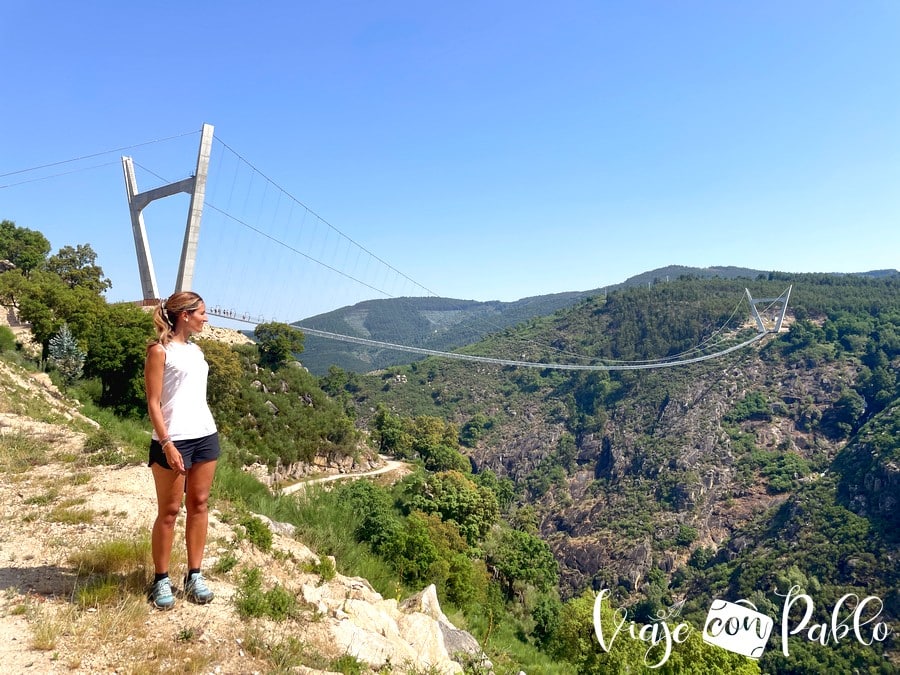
top-left (150, 292), bottom-right (204, 346)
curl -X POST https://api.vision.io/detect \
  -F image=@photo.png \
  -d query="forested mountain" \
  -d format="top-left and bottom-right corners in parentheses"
top-left (294, 265), bottom-right (787, 375)
top-left (294, 292), bottom-right (592, 374)
top-left (342, 272), bottom-right (900, 673)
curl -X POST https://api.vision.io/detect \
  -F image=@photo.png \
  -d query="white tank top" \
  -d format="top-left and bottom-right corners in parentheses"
top-left (152, 341), bottom-right (217, 441)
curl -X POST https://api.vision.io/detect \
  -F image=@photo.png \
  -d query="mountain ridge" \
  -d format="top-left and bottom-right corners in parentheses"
top-left (293, 265), bottom-right (897, 375)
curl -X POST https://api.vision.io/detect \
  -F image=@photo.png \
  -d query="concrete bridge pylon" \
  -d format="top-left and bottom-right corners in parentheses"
top-left (122, 123), bottom-right (214, 300)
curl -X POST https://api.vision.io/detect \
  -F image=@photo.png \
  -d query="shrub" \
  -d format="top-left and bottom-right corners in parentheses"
top-left (234, 567), bottom-right (298, 621)
top-left (238, 514), bottom-right (273, 552)
top-left (83, 427), bottom-right (117, 453)
top-left (675, 524), bottom-right (699, 547)
top-left (0, 325), bottom-right (16, 352)
top-left (212, 550), bottom-right (239, 575)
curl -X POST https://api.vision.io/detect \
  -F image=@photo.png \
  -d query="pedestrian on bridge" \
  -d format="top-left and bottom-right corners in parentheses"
top-left (144, 291), bottom-right (219, 610)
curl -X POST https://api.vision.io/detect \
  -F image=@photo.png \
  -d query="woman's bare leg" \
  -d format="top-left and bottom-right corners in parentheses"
top-left (151, 464), bottom-right (185, 574)
top-left (184, 459), bottom-right (217, 570)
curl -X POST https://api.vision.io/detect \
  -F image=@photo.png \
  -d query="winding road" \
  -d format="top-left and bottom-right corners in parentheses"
top-left (278, 457), bottom-right (411, 495)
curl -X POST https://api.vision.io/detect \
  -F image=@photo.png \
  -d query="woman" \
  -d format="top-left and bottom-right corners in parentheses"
top-left (145, 291), bottom-right (219, 609)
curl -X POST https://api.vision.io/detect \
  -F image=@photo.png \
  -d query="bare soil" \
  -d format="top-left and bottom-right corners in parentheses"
top-left (0, 409), bottom-right (273, 673)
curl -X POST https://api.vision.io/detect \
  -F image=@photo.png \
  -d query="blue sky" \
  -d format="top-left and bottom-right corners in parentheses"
top-left (2, 1), bottom-right (898, 321)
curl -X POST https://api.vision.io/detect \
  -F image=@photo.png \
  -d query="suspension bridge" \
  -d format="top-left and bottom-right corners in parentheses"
top-left (8, 124), bottom-right (792, 372)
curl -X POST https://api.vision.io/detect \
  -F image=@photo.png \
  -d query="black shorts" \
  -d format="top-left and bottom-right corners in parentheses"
top-left (148, 432), bottom-right (220, 471)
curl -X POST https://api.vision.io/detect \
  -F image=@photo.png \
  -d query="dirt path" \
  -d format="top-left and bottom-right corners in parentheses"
top-left (279, 457), bottom-right (412, 495)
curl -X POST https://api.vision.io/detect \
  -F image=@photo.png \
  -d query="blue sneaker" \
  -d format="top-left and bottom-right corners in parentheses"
top-left (149, 577), bottom-right (175, 610)
top-left (184, 573), bottom-right (214, 604)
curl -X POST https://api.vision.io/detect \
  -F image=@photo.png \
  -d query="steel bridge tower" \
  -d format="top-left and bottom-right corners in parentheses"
top-left (122, 123), bottom-right (214, 301)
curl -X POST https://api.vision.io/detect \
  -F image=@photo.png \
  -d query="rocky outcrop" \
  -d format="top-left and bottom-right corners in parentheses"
top-left (199, 323), bottom-right (254, 345)
top-left (401, 586), bottom-right (491, 670)
top-left (835, 401), bottom-right (900, 530)
top-left (299, 574), bottom-right (487, 673)
top-left (469, 343), bottom-right (863, 596)
top-left (238, 510), bottom-right (490, 674)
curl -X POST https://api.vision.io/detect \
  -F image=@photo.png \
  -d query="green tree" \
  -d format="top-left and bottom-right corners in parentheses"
top-left (657, 630), bottom-right (761, 674)
top-left (411, 415), bottom-right (460, 455)
top-left (196, 338), bottom-right (244, 422)
top-left (398, 470), bottom-right (499, 546)
top-left (15, 270), bottom-right (106, 359)
top-left (0, 268), bottom-right (30, 309)
top-left (485, 527), bottom-right (559, 598)
top-left (858, 363), bottom-right (897, 415)
top-left (551, 591), bottom-right (761, 674)
top-left (44, 243), bottom-right (112, 293)
top-left (339, 480), bottom-right (404, 554)
top-left (507, 504), bottom-right (540, 534)
top-left (531, 592), bottom-right (563, 648)
top-left (821, 388), bottom-right (866, 438)
top-left (551, 591), bottom-right (643, 672)
top-left (386, 511), bottom-right (471, 589)
top-left (320, 365), bottom-right (348, 396)
top-left (421, 442), bottom-right (470, 473)
top-left (15, 271), bottom-right (69, 350)
top-left (0, 220), bottom-right (51, 274)
top-left (48, 323), bottom-right (85, 387)
top-left (382, 511), bottom-right (440, 584)
top-left (370, 404), bottom-right (413, 457)
top-left (460, 412), bottom-right (491, 447)
top-left (0, 326), bottom-right (15, 352)
top-left (254, 322), bottom-right (305, 370)
top-left (82, 302), bottom-right (154, 413)
top-left (409, 415), bottom-right (469, 472)
top-left (473, 469), bottom-right (517, 510)
top-left (725, 391), bottom-right (772, 423)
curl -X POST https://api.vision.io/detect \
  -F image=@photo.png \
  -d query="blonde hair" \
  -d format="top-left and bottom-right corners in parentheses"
top-left (151, 291), bottom-right (204, 345)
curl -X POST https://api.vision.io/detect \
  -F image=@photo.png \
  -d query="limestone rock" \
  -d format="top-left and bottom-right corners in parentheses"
top-left (296, 574), bottom-right (479, 673)
top-left (401, 584), bottom-right (489, 668)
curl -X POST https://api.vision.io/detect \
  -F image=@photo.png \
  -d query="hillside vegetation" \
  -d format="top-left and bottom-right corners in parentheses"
top-left (341, 272), bottom-right (900, 674)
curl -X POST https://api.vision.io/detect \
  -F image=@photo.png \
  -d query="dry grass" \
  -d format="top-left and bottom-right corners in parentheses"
top-left (134, 641), bottom-right (220, 675)
top-left (22, 536), bottom-right (222, 671)
top-left (0, 432), bottom-right (52, 473)
top-left (69, 471), bottom-right (92, 485)
top-left (68, 537), bottom-right (153, 577)
top-left (47, 504), bottom-right (97, 525)
top-left (28, 601), bottom-right (75, 651)
top-left (26, 595), bottom-right (227, 673)
top-left (67, 536), bottom-right (156, 608)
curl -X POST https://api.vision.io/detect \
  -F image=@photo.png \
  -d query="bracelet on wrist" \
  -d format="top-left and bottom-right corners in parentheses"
top-left (159, 437), bottom-right (172, 448)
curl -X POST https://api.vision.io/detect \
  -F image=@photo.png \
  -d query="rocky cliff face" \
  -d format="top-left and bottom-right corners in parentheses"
top-left (471, 341), bottom-right (858, 596)
top-left (836, 401), bottom-right (900, 532)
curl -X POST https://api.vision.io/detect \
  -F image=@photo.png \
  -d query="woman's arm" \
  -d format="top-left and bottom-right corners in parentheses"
top-left (145, 344), bottom-right (185, 473)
